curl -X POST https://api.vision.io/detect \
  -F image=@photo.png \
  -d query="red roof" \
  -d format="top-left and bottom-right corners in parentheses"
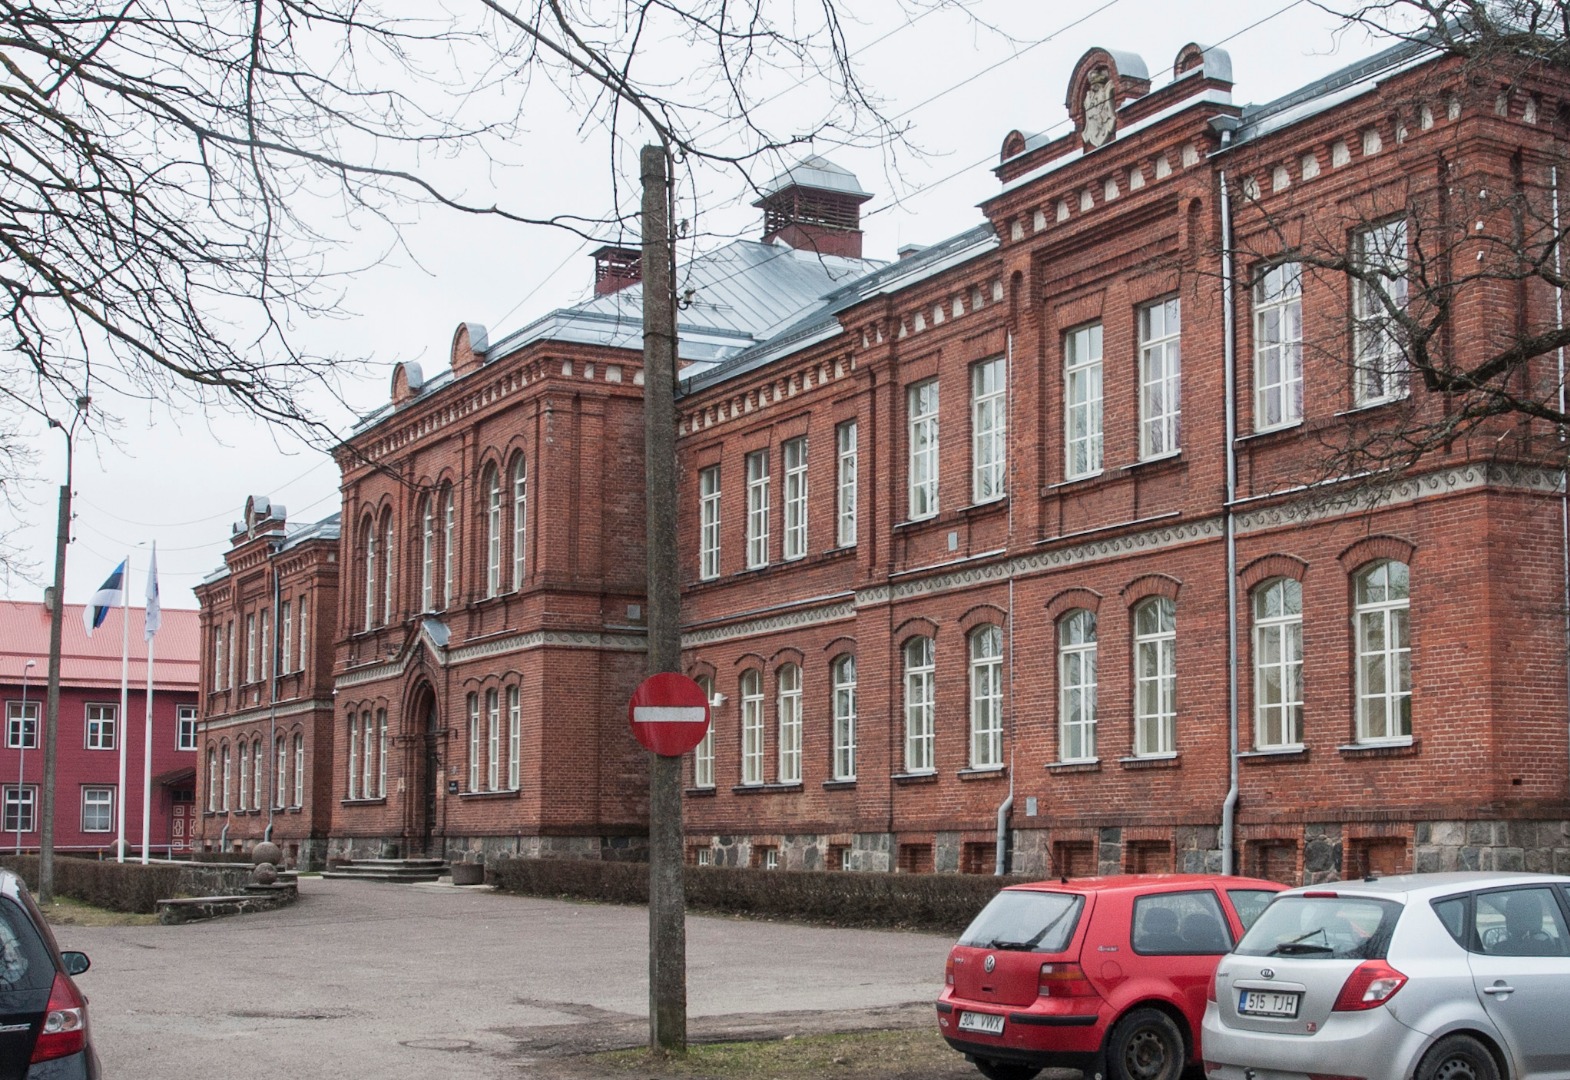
top-left (0, 600), bottom-right (199, 691)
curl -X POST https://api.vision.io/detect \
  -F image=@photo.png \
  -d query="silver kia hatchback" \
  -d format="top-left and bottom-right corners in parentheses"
top-left (1202, 872), bottom-right (1570, 1080)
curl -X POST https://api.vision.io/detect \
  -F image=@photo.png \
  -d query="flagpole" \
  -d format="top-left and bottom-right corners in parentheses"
top-left (141, 544), bottom-right (158, 865)
top-left (116, 553), bottom-right (129, 863)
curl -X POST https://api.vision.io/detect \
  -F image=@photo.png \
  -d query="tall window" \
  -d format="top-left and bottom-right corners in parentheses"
top-left (7, 700), bottom-right (38, 749)
top-left (831, 655), bottom-right (857, 782)
top-left (1133, 597), bottom-right (1177, 756)
top-left (1353, 219), bottom-right (1409, 404)
top-left (443, 486), bottom-right (457, 609)
top-left (297, 599), bottom-right (308, 676)
top-left (245, 613), bottom-right (257, 683)
top-left (1355, 560), bottom-right (1411, 741)
top-left (746, 450), bottom-right (770, 569)
top-left (212, 624), bottom-right (225, 691)
top-left (969, 625), bottom-right (1003, 768)
top-left (177, 705), bottom-right (198, 751)
top-left (699, 466), bottom-right (721, 580)
top-left (377, 709), bottom-right (388, 797)
top-left (904, 636), bottom-right (936, 773)
top-left (363, 517), bottom-right (378, 630)
top-left (908, 380), bottom-right (939, 520)
top-left (85, 704), bottom-right (116, 750)
top-left (739, 670), bottom-right (764, 786)
top-left (782, 438), bottom-right (808, 561)
top-left (382, 515), bottom-right (395, 624)
top-left (347, 714), bottom-right (359, 800)
top-left (1254, 262), bottom-right (1303, 429)
top-left (2, 786), bottom-right (35, 834)
top-left (275, 736), bottom-right (287, 808)
top-left (207, 749), bottom-right (218, 811)
top-left (292, 733), bottom-right (305, 807)
top-left (836, 421), bottom-right (857, 548)
top-left (507, 686), bottom-right (521, 790)
top-left (485, 466), bottom-right (503, 598)
top-left (421, 496), bottom-right (435, 611)
top-left (777, 664), bottom-right (802, 784)
top-left (467, 693), bottom-right (480, 791)
top-left (361, 711), bottom-right (374, 800)
top-left (486, 688), bottom-right (501, 791)
top-left (259, 608), bottom-right (270, 681)
top-left (239, 740), bottom-right (250, 809)
top-left (971, 357), bottom-right (1007, 503)
top-left (1058, 610), bottom-right (1097, 762)
top-left (1139, 298), bottom-right (1182, 459)
top-left (512, 455), bottom-right (528, 590)
top-left (1254, 578), bottom-right (1304, 748)
top-left (1065, 323), bottom-right (1103, 479)
top-left (280, 600), bottom-right (293, 674)
top-left (221, 742), bottom-right (232, 811)
top-left (226, 619), bottom-right (236, 688)
top-left (252, 737), bottom-right (263, 811)
top-left (692, 676), bottom-right (715, 790)
top-left (81, 788), bottom-right (113, 833)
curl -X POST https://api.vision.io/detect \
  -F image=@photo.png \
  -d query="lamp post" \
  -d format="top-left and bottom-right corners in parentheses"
top-left (16, 660), bottom-right (35, 855)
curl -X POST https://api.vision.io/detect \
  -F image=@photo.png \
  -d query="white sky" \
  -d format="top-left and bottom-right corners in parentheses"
top-left (4, 0), bottom-right (1395, 609)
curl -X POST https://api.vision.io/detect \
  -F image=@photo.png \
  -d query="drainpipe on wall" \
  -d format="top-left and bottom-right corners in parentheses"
top-left (996, 325), bottom-right (1017, 875)
top-left (265, 546), bottom-right (282, 844)
top-left (1554, 167), bottom-right (1569, 794)
top-left (1212, 116), bottom-right (1242, 875)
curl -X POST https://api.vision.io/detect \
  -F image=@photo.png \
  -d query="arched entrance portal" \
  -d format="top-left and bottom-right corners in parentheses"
top-left (409, 684), bottom-right (441, 857)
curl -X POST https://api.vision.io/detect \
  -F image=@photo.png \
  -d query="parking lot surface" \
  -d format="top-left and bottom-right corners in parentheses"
top-left (60, 877), bottom-right (952, 1079)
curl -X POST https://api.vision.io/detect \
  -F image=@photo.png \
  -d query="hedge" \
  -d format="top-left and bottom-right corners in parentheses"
top-left (487, 857), bottom-right (1023, 934)
top-left (0, 855), bottom-right (186, 915)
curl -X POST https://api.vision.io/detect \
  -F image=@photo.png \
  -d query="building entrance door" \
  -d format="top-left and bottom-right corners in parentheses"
top-left (421, 699), bottom-right (439, 857)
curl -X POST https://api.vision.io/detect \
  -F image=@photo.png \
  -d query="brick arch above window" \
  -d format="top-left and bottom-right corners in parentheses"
top-left (958, 604), bottom-right (1008, 634)
top-left (457, 671), bottom-right (508, 692)
top-left (822, 635), bottom-right (857, 655)
top-left (1046, 587), bottom-right (1103, 622)
top-left (731, 651), bottom-right (768, 670)
top-left (1120, 573), bottom-right (1182, 607)
top-left (1337, 535), bottom-right (1416, 574)
top-left (769, 646), bottom-right (805, 669)
top-left (1239, 553), bottom-right (1309, 592)
top-left (685, 660), bottom-right (718, 683)
top-left (893, 616), bottom-right (940, 644)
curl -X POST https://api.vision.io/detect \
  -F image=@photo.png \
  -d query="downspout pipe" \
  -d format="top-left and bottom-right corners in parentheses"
top-left (997, 324), bottom-right (1017, 875)
top-left (1213, 115), bottom-right (1242, 876)
top-left (265, 544), bottom-right (282, 844)
top-left (1554, 167), bottom-right (1569, 791)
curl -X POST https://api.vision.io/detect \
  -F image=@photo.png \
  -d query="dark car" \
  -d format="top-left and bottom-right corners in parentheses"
top-left (0, 870), bottom-right (98, 1079)
top-left (936, 874), bottom-right (1283, 1080)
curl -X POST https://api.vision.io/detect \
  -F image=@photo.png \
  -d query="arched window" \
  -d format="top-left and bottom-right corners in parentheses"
top-left (1058, 610), bottom-right (1097, 763)
top-left (206, 748), bottom-right (217, 812)
top-left (691, 675), bottom-right (714, 789)
top-left (486, 688), bottom-right (500, 791)
top-left (512, 455), bottom-right (528, 591)
top-left (361, 710), bottom-right (375, 800)
top-left (420, 496), bottom-right (436, 612)
top-left (1253, 578), bottom-right (1303, 749)
top-left (777, 664), bottom-right (802, 784)
top-left (1133, 597), bottom-right (1177, 756)
top-left (292, 732), bottom-right (305, 808)
top-left (443, 485), bottom-right (457, 610)
top-left (969, 625), bottom-right (1003, 768)
top-left (362, 516), bottom-right (377, 631)
top-left (238, 740), bottom-right (250, 810)
top-left (382, 512), bottom-right (395, 625)
top-left (831, 655), bottom-right (856, 781)
top-left (275, 736), bottom-right (287, 809)
top-left (251, 737), bottom-right (263, 811)
top-left (1354, 560), bottom-right (1410, 742)
top-left (739, 670), bottom-right (763, 786)
top-left (903, 636), bottom-right (935, 773)
top-left (347, 714), bottom-right (359, 800)
top-left (377, 709), bottom-right (388, 798)
top-left (221, 742), bottom-right (232, 812)
top-left (484, 466), bottom-right (502, 598)
top-left (506, 686), bottom-right (521, 790)
top-left (467, 693), bottom-right (480, 791)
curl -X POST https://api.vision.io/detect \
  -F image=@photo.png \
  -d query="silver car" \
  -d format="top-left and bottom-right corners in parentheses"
top-left (1202, 872), bottom-right (1570, 1080)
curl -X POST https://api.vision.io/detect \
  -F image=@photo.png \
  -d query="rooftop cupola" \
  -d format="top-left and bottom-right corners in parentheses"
top-left (753, 155), bottom-right (872, 259)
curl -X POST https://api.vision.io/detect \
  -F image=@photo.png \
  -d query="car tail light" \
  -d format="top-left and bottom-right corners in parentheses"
top-left (31, 972), bottom-right (87, 1063)
top-left (1332, 961), bottom-right (1407, 1011)
top-left (1038, 962), bottom-right (1098, 998)
top-left (1206, 973), bottom-right (1217, 1002)
top-left (945, 954), bottom-right (955, 986)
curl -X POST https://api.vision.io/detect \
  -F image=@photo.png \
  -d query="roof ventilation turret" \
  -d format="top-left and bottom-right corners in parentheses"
top-left (753, 155), bottom-right (872, 259)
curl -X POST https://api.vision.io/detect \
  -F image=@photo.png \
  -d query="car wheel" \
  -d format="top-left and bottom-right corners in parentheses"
top-left (973, 1060), bottom-right (1041, 1080)
top-left (1416, 1035), bottom-right (1500, 1080)
top-left (1106, 1007), bottom-right (1185, 1080)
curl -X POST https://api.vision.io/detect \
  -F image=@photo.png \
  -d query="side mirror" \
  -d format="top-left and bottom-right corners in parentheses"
top-left (60, 952), bottom-right (89, 977)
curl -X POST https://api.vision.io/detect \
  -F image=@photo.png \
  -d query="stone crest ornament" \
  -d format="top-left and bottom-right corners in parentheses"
top-left (1064, 47), bottom-right (1151, 153)
top-left (1081, 67), bottom-right (1116, 147)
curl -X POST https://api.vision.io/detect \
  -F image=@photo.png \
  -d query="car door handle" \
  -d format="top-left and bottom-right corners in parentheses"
top-left (1482, 983), bottom-right (1515, 995)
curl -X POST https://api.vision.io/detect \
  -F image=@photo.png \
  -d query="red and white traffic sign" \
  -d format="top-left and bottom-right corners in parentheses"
top-left (628, 672), bottom-right (711, 756)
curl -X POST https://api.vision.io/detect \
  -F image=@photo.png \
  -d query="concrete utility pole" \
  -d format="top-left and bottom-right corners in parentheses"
top-left (641, 142), bottom-right (687, 1054)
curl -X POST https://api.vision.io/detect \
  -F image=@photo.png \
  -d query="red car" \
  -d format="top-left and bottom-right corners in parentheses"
top-left (937, 874), bottom-right (1283, 1080)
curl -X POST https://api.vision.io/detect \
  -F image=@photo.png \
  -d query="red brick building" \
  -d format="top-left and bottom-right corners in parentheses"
top-left (0, 600), bottom-right (199, 855)
top-left (199, 36), bottom-right (1570, 882)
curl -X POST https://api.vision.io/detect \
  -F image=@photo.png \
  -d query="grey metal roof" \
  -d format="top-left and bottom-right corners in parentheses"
top-left (201, 511), bottom-right (342, 585)
top-left (755, 155), bottom-right (873, 201)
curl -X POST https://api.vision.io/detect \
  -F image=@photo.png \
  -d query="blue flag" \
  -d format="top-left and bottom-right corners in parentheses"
top-left (82, 560), bottom-right (126, 637)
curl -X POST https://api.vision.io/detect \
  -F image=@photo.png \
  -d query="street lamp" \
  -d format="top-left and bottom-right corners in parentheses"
top-left (16, 660), bottom-right (36, 855)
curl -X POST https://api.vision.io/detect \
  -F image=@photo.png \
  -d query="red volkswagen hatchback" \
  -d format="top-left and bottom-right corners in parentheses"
top-left (937, 874), bottom-right (1283, 1080)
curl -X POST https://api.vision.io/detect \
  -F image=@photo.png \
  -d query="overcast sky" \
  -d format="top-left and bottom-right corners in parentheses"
top-left (5, 0), bottom-right (1396, 611)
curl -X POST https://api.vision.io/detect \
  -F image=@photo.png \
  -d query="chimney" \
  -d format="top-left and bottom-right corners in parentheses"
top-left (753, 156), bottom-right (872, 260)
top-left (592, 245), bottom-right (642, 296)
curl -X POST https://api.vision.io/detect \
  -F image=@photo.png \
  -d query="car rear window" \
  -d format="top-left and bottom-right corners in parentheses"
top-left (1227, 888), bottom-right (1278, 932)
top-left (958, 890), bottom-right (1084, 954)
top-left (1232, 895), bottom-right (1402, 960)
top-left (0, 896), bottom-right (55, 991)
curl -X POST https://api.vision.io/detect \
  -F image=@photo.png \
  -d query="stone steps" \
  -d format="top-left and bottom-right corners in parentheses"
top-left (321, 857), bottom-right (448, 883)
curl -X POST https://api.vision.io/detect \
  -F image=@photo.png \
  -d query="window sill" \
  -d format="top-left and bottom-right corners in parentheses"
top-left (957, 498), bottom-right (1008, 518)
top-left (1048, 470), bottom-right (1105, 492)
top-left (1337, 738), bottom-right (1418, 758)
top-left (1336, 393), bottom-right (1409, 418)
top-left (1046, 759), bottom-right (1101, 774)
top-left (340, 797), bottom-right (387, 807)
top-left (893, 515), bottom-right (941, 531)
top-left (822, 779), bottom-right (857, 791)
top-left (892, 771), bottom-right (938, 786)
top-left (685, 786), bottom-right (717, 798)
top-left (731, 782), bottom-right (802, 795)
top-left (957, 766), bottom-right (1007, 781)
top-left (1119, 753), bottom-right (1180, 770)
top-left (457, 789), bottom-right (519, 800)
top-left (1239, 746), bottom-right (1308, 763)
top-left (1122, 451), bottom-right (1184, 473)
top-left (1236, 421), bottom-right (1304, 443)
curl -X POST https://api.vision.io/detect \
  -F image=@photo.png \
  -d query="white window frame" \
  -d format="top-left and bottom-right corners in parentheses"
top-left (177, 705), bottom-right (198, 752)
top-left (831, 655), bottom-right (856, 782)
top-left (1133, 597), bottom-right (1177, 756)
top-left (777, 664), bottom-right (802, 784)
top-left (740, 670), bottom-right (764, 786)
top-left (297, 599), bottom-right (308, 677)
top-left (377, 709), bottom-right (387, 798)
top-left (292, 733), bottom-right (305, 807)
top-left (1058, 610), bottom-right (1098, 763)
top-left (1064, 323), bottom-right (1104, 479)
top-left (782, 437), bottom-right (808, 561)
top-left (443, 488), bottom-right (457, 610)
top-left (383, 517), bottom-right (395, 624)
top-left (486, 688), bottom-right (500, 791)
top-left (239, 739), bottom-right (250, 809)
top-left (1253, 578), bottom-right (1304, 749)
top-left (212, 624), bottom-right (225, 691)
top-left (85, 703), bottom-right (116, 751)
top-left (1254, 262), bottom-right (1304, 430)
top-left (699, 466), bottom-right (721, 580)
top-left (81, 787), bottom-right (113, 833)
top-left (347, 715), bottom-right (359, 800)
top-left (507, 686), bottom-right (521, 790)
top-left (835, 421), bottom-right (857, 548)
top-left (280, 600), bottom-right (293, 675)
top-left (512, 455), bottom-right (528, 591)
top-left (969, 625), bottom-right (1004, 768)
top-left (245, 613), bottom-right (257, 683)
top-left (275, 735), bottom-right (287, 808)
top-left (226, 619), bottom-right (236, 689)
top-left (221, 743), bottom-right (232, 811)
top-left (1355, 560), bottom-right (1412, 742)
top-left (1353, 219), bottom-right (1410, 405)
top-left (693, 676), bottom-right (715, 789)
top-left (903, 636), bottom-right (935, 773)
top-left (7, 700), bottom-right (39, 750)
top-left (259, 608), bottom-right (270, 682)
top-left (971, 357), bottom-right (1007, 504)
top-left (421, 496), bottom-right (435, 612)
top-left (2, 785), bottom-right (36, 834)
top-left (746, 450), bottom-right (770, 569)
top-left (363, 519), bottom-right (377, 631)
top-left (361, 711), bottom-right (374, 801)
top-left (485, 467), bottom-right (502, 598)
top-left (252, 736), bottom-right (263, 811)
top-left (1139, 298), bottom-right (1182, 459)
top-left (908, 380), bottom-right (939, 520)
top-left (467, 693), bottom-right (480, 791)
top-left (207, 749), bottom-right (218, 812)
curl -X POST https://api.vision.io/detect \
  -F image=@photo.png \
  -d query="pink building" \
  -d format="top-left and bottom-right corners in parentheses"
top-left (0, 601), bottom-right (199, 855)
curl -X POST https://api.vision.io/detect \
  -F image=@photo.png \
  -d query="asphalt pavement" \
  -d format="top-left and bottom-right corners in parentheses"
top-left (61, 876), bottom-right (953, 1079)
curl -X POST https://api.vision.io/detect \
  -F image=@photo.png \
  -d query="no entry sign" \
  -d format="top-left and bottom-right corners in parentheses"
top-left (628, 672), bottom-right (711, 756)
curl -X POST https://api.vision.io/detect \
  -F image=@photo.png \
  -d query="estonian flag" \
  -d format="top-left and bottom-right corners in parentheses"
top-left (144, 546), bottom-right (161, 642)
top-left (82, 560), bottom-right (126, 637)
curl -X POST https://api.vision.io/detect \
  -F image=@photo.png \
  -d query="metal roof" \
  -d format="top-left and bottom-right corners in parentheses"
top-left (0, 600), bottom-right (199, 690)
top-left (202, 511), bottom-right (341, 585)
top-left (754, 155), bottom-right (874, 201)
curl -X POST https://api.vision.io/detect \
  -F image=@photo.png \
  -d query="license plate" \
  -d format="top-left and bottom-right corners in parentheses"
top-left (958, 1011), bottom-right (1005, 1035)
top-left (1239, 990), bottom-right (1300, 1018)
